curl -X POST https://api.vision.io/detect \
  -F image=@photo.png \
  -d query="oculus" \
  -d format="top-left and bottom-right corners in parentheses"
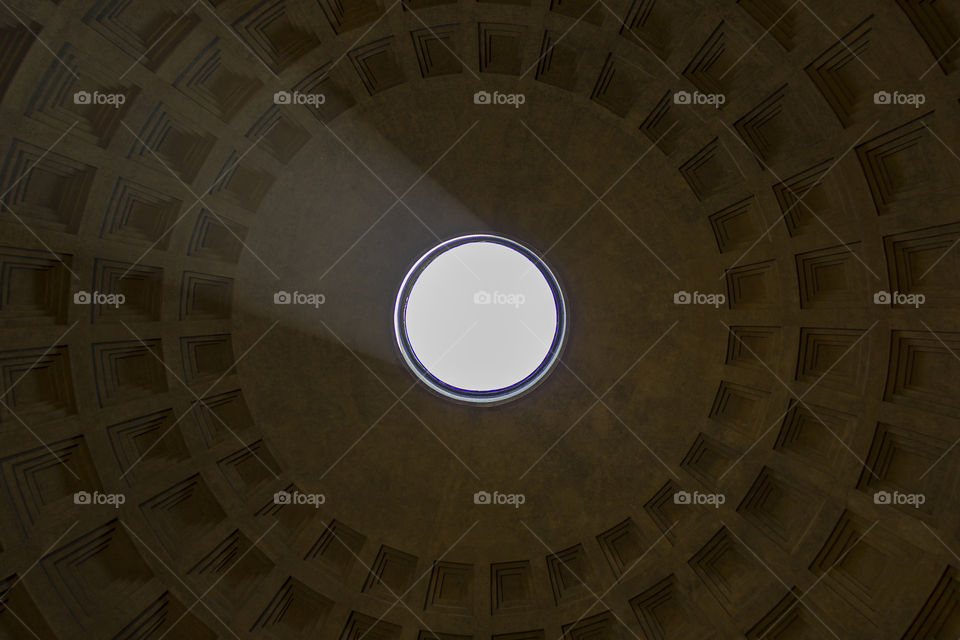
top-left (394, 234), bottom-right (566, 405)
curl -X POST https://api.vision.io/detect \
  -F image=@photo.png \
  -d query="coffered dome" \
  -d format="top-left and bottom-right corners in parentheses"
top-left (0, 1), bottom-right (958, 638)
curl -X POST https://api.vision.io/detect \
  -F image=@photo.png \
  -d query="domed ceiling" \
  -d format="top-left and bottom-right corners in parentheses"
top-left (0, 0), bottom-right (959, 638)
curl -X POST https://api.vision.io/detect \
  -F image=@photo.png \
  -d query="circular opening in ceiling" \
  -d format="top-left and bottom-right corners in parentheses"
top-left (394, 234), bottom-right (567, 405)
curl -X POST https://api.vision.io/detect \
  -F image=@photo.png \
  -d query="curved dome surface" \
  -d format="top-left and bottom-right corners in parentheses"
top-left (0, 1), bottom-right (958, 639)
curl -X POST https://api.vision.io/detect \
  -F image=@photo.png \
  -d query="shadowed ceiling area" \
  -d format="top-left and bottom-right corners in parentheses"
top-left (0, 0), bottom-right (959, 639)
